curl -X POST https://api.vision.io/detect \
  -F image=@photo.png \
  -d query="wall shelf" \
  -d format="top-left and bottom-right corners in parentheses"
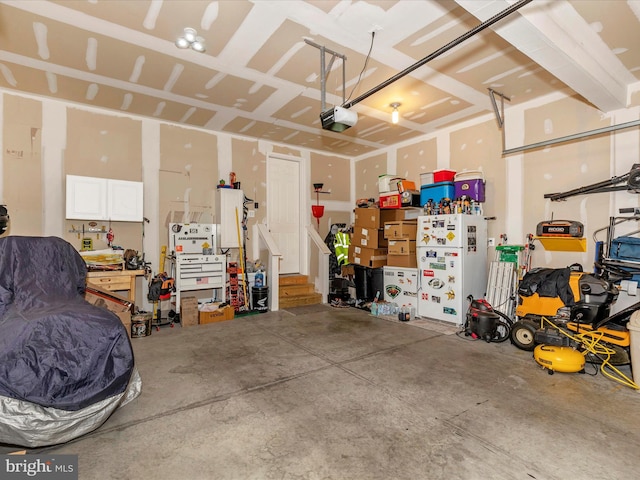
top-left (69, 229), bottom-right (107, 235)
top-left (535, 236), bottom-right (586, 252)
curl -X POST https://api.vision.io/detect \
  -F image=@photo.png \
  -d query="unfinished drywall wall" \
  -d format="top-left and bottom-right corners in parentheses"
top-left (450, 119), bottom-right (503, 244)
top-left (64, 108), bottom-right (143, 252)
top-left (228, 137), bottom-right (267, 268)
top-left (1, 94), bottom-right (42, 236)
top-left (231, 137), bottom-right (266, 228)
top-left (396, 138), bottom-right (437, 183)
top-left (310, 152), bottom-right (351, 203)
top-left (159, 123), bottom-right (218, 249)
top-left (523, 96), bottom-right (611, 269)
top-left (355, 153), bottom-right (387, 201)
top-left (310, 151), bottom-right (351, 260)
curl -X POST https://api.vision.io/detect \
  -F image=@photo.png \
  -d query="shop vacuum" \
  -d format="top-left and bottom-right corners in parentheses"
top-left (464, 296), bottom-right (511, 343)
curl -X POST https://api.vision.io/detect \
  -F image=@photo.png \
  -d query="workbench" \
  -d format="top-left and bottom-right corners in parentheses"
top-left (86, 269), bottom-right (146, 302)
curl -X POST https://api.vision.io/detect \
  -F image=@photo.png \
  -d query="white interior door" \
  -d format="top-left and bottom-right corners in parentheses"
top-left (267, 156), bottom-right (301, 274)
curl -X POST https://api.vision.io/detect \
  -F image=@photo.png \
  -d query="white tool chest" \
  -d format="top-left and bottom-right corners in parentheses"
top-left (174, 253), bottom-right (226, 313)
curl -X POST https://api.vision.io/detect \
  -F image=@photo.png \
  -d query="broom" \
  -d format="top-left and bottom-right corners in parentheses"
top-left (235, 207), bottom-right (249, 311)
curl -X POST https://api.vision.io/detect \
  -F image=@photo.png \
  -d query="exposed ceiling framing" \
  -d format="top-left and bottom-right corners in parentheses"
top-left (0, 0), bottom-right (639, 157)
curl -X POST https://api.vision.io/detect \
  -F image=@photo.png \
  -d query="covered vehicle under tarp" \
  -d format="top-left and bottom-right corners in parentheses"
top-left (0, 236), bottom-right (141, 447)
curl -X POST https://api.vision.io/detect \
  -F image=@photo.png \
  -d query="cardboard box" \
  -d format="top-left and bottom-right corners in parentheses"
top-left (351, 226), bottom-right (388, 249)
top-left (180, 296), bottom-right (199, 327)
top-left (348, 245), bottom-right (387, 268)
top-left (85, 285), bottom-right (132, 312)
top-left (116, 311), bottom-right (132, 338)
top-left (379, 193), bottom-right (401, 209)
top-left (354, 207), bottom-right (421, 230)
top-left (374, 207), bottom-right (421, 222)
top-left (384, 221), bottom-right (418, 240)
top-left (387, 239), bottom-right (416, 255)
top-left (386, 254), bottom-right (418, 268)
top-left (354, 208), bottom-right (383, 229)
top-left (84, 285), bottom-right (133, 337)
top-left (199, 305), bottom-right (235, 324)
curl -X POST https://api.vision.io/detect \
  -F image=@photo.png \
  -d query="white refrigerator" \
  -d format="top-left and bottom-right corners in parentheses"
top-left (416, 214), bottom-right (487, 324)
top-left (382, 266), bottom-right (419, 311)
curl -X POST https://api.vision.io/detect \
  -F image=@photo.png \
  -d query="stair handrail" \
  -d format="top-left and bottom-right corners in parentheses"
top-left (306, 225), bottom-right (331, 304)
top-left (256, 223), bottom-right (282, 311)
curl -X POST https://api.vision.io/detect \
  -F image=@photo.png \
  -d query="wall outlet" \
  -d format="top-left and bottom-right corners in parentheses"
top-left (488, 237), bottom-right (495, 247)
top-left (254, 202), bottom-right (259, 209)
top-left (248, 210), bottom-right (255, 218)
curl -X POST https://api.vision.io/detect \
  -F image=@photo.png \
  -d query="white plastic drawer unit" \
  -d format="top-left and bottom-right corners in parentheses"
top-left (175, 254), bottom-right (225, 288)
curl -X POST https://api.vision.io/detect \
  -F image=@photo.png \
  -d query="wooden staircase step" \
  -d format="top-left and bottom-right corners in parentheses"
top-left (279, 283), bottom-right (315, 297)
top-left (279, 292), bottom-right (323, 309)
top-left (279, 274), bottom-right (309, 286)
top-left (278, 274), bottom-right (322, 308)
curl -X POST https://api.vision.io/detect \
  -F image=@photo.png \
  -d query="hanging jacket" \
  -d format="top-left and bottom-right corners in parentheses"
top-left (335, 231), bottom-right (351, 266)
top-left (324, 226), bottom-right (340, 277)
top-left (518, 267), bottom-right (574, 306)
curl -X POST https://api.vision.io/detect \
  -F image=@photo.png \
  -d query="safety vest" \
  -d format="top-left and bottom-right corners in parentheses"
top-left (335, 232), bottom-right (350, 265)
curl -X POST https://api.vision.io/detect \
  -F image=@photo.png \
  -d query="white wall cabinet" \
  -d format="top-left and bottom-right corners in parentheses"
top-left (215, 188), bottom-right (244, 248)
top-left (66, 175), bottom-right (144, 222)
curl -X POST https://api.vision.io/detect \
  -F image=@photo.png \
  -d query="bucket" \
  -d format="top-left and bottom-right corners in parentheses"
top-left (628, 311), bottom-right (640, 385)
top-left (311, 205), bottom-right (324, 219)
top-left (131, 312), bottom-right (153, 338)
top-left (252, 286), bottom-right (269, 313)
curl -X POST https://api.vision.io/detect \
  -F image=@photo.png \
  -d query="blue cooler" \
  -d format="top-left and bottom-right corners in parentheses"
top-left (420, 181), bottom-right (455, 206)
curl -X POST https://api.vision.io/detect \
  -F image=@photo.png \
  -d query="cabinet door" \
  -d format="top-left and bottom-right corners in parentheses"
top-left (66, 175), bottom-right (108, 220)
top-left (108, 179), bottom-right (144, 222)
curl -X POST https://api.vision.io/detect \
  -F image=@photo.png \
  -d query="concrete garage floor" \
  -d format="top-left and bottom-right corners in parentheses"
top-left (44, 305), bottom-right (640, 479)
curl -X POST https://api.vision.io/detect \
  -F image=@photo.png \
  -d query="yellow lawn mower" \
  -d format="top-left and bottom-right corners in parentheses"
top-left (510, 266), bottom-right (635, 368)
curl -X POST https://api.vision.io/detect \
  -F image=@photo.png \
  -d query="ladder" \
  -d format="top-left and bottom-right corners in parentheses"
top-left (486, 261), bottom-right (517, 318)
top-left (486, 245), bottom-right (524, 319)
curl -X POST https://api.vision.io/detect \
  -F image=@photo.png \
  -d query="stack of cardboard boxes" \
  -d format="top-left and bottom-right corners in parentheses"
top-left (385, 220), bottom-right (418, 268)
top-left (349, 208), bottom-right (390, 268)
top-left (349, 208), bottom-right (420, 269)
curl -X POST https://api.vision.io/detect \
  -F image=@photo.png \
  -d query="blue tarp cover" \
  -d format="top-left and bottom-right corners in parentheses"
top-left (0, 236), bottom-right (134, 411)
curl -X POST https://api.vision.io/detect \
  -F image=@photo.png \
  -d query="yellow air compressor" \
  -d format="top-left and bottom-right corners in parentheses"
top-left (534, 345), bottom-right (585, 374)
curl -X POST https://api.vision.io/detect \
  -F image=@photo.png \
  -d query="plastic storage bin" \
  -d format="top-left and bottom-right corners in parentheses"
top-left (433, 169), bottom-right (456, 182)
top-left (378, 174), bottom-right (402, 193)
top-left (420, 172), bottom-right (434, 186)
top-left (420, 181), bottom-right (455, 206)
top-left (454, 178), bottom-right (485, 202)
top-left (627, 310), bottom-right (640, 383)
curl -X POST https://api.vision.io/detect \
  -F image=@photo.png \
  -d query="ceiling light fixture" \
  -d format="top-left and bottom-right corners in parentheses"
top-left (175, 27), bottom-right (206, 53)
top-left (390, 102), bottom-right (401, 124)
